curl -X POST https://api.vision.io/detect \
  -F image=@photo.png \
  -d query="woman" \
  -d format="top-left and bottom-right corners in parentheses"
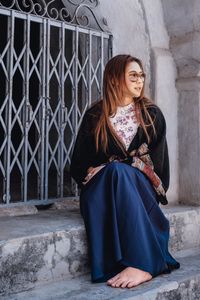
top-left (70, 54), bottom-right (180, 289)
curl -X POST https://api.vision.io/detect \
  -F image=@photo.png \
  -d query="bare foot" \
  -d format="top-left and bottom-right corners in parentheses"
top-left (107, 267), bottom-right (152, 288)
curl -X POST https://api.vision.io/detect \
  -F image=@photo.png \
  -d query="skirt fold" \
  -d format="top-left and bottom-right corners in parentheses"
top-left (80, 161), bottom-right (180, 282)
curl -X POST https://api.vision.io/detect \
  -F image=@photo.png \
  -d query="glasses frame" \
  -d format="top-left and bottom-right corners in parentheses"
top-left (129, 72), bottom-right (146, 82)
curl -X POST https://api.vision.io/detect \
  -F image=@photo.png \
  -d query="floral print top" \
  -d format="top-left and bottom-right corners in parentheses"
top-left (109, 102), bottom-right (138, 150)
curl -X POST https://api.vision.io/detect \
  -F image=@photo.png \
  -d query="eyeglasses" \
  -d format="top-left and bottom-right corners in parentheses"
top-left (129, 72), bottom-right (145, 82)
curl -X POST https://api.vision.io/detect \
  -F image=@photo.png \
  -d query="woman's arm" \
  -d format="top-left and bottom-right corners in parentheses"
top-left (148, 106), bottom-right (170, 192)
top-left (82, 165), bottom-right (106, 185)
top-left (70, 112), bottom-right (97, 187)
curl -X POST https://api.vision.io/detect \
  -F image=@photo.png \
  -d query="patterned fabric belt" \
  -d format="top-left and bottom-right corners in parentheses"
top-left (108, 143), bottom-right (167, 205)
top-left (83, 143), bottom-right (167, 204)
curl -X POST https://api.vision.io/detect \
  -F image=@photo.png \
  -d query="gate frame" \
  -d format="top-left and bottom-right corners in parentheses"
top-left (0, 2), bottom-right (113, 207)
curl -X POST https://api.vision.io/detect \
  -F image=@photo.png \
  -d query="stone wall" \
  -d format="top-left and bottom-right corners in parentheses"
top-left (99, 0), bottom-right (179, 204)
top-left (162, 0), bottom-right (200, 205)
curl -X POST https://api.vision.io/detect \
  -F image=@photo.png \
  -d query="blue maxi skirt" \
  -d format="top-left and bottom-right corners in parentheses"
top-left (80, 161), bottom-right (180, 283)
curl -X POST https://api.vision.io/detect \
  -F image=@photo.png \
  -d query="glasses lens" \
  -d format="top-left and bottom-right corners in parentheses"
top-left (130, 73), bottom-right (145, 82)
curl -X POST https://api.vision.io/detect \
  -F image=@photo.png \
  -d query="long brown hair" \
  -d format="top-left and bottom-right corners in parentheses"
top-left (94, 54), bottom-right (156, 154)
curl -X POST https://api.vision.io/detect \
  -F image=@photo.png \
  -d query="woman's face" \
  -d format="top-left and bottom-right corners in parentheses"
top-left (123, 61), bottom-right (145, 98)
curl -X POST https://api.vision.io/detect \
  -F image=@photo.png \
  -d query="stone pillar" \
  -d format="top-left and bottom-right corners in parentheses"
top-left (172, 32), bottom-right (200, 205)
top-left (176, 77), bottom-right (200, 205)
top-left (161, 0), bottom-right (200, 205)
top-left (152, 47), bottom-right (178, 204)
top-left (141, 0), bottom-right (179, 204)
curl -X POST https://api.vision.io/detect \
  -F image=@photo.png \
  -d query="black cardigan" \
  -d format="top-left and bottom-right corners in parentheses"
top-left (70, 100), bottom-right (169, 205)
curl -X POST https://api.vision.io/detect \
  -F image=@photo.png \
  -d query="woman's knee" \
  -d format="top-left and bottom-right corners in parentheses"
top-left (105, 161), bottom-right (136, 179)
top-left (105, 161), bottom-right (126, 173)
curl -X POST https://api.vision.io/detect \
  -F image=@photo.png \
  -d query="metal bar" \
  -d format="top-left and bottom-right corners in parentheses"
top-left (40, 18), bottom-right (47, 201)
top-left (71, 30), bottom-right (76, 133)
top-left (84, 33), bottom-right (89, 110)
top-left (23, 14), bottom-right (31, 203)
top-left (108, 35), bottom-right (113, 59)
top-left (5, 11), bottom-right (15, 204)
top-left (37, 21), bottom-right (42, 201)
top-left (88, 31), bottom-right (92, 106)
top-left (75, 26), bottom-right (79, 134)
top-left (0, 4), bottom-right (112, 204)
top-left (44, 19), bottom-right (51, 200)
top-left (74, 26), bottom-right (79, 197)
top-left (97, 34), bottom-right (101, 98)
top-left (56, 24), bottom-right (63, 198)
top-left (59, 22), bottom-right (65, 198)
top-left (70, 28), bottom-right (76, 197)
top-left (2, 14), bottom-right (10, 203)
top-left (0, 8), bottom-right (44, 23)
top-left (100, 32), bottom-right (104, 95)
top-left (70, 26), bottom-right (79, 197)
top-left (0, 1), bottom-right (111, 36)
top-left (0, 8), bottom-right (111, 38)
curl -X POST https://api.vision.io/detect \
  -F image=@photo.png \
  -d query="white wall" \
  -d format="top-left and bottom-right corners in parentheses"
top-left (99, 0), bottom-right (151, 94)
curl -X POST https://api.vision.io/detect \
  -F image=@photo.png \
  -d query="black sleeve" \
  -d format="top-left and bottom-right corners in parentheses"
top-left (70, 112), bottom-right (96, 187)
top-left (148, 106), bottom-right (170, 192)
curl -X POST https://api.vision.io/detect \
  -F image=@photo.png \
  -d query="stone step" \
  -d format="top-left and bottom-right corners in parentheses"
top-left (3, 249), bottom-right (200, 300)
top-left (163, 205), bottom-right (200, 252)
top-left (0, 205), bottom-right (200, 296)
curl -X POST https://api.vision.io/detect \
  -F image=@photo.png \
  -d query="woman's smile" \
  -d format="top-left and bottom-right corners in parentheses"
top-left (134, 87), bottom-right (142, 91)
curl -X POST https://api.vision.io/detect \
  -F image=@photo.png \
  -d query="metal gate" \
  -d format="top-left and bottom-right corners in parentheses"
top-left (0, 0), bottom-right (112, 206)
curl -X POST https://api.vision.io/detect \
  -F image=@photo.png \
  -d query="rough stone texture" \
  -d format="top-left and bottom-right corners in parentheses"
top-left (4, 251), bottom-right (200, 300)
top-left (50, 199), bottom-right (79, 211)
top-left (152, 48), bottom-right (178, 204)
top-left (0, 205), bottom-right (38, 217)
top-left (176, 78), bottom-right (200, 92)
top-left (99, 0), bottom-right (150, 58)
top-left (0, 229), bottom-right (88, 296)
top-left (0, 206), bottom-right (200, 296)
top-left (99, 0), bottom-right (151, 95)
top-left (176, 57), bottom-right (200, 79)
top-left (141, 0), bottom-right (169, 49)
top-left (141, 1), bottom-right (179, 204)
top-left (163, 206), bottom-right (200, 251)
top-left (170, 32), bottom-right (200, 76)
top-left (0, 211), bottom-right (88, 296)
top-left (141, 2), bottom-right (179, 204)
top-left (161, 0), bottom-right (200, 205)
top-left (161, 0), bottom-right (200, 37)
top-left (177, 91), bottom-right (200, 205)
top-left (161, 1), bottom-right (200, 77)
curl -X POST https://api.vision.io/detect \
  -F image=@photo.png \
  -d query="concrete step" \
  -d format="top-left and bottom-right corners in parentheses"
top-left (163, 205), bottom-right (200, 252)
top-left (0, 204), bottom-right (200, 296)
top-left (3, 248), bottom-right (200, 300)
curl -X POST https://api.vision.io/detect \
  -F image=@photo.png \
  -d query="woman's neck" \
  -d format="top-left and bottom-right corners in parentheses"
top-left (120, 96), bottom-right (134, 107)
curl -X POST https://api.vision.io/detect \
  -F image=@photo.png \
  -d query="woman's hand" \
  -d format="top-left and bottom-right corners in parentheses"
top-left (82, 165), bottom-right (105, 185)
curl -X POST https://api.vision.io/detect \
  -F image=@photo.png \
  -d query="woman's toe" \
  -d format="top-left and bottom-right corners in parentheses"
top-left (127, 281), bottom-right (136, 288)
top-left (113, 279), bottom-right (124, 288)
top-left (121, 280), bottom-right (130, 288)
top-left (107, 275), bottom-right (119, 285)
